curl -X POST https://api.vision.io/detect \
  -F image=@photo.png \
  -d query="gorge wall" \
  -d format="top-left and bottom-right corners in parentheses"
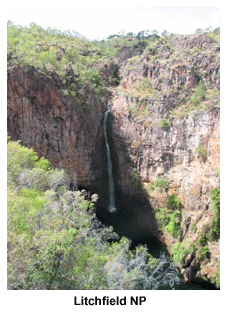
top-left (7, 65), bottom-right (107, 193)
top-left (109, 33), bottom-right (220, 284)
top-left (7, 32), bottom-right (220, 286)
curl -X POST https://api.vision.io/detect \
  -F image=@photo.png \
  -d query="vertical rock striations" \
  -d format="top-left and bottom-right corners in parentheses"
top-left (7, 65), bottom-right (106, 192)
top-left (109, 33), bottom-right (220, 284)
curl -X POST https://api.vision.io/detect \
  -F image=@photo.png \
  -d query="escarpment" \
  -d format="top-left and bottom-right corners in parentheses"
top-left (7, 30), bottom-right (220, 287)
top-left (109, 33), bottom-right (220, 285)
top-left (7, 65), bottom-right (106, 192)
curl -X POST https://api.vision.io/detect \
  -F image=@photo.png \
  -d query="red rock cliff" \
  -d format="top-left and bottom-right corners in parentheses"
top-left (109, 33), bottom-right (220, 284)
top-left (7, 65), bottom-right (106, 191)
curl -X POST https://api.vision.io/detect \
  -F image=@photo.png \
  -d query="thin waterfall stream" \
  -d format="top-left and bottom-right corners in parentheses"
top-left (103, 102), bottom-right (116, 213)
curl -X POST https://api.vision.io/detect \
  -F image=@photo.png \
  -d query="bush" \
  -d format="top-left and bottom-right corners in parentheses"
top-left (211, 262), bottom-right (220, 288)
top-left (195, 232), bottom-right (210, 260)
top-left (196, 144), bottom-right (207, 161)
top-left (208, 187), bottom-right (220, 241)
top-left (166, 194), bottom-right (181, 210)
top-left (197, 233), bottom-right (207, 247)
top-left (130, 170), bottom-right (140, 186)
top-left (197, 246), bottom-right (209, 260)
top-left (191, 223), bottom-right (197, 232)
top-left (155, 207), bottom-right (181, 238)
top-left (145, 182), bottom-right (155, 193)
top-left (171, 243), bottom-right (187, 266)
top-left (172, 242), bottom-right (197, 266)
top-left (154, 176), bottom-right (169, 191)
top-left (160, 118), bottom-right (169, 128)
top-left (216, 167), bottom-right (220, 176)
top-left (210, 187), bottom-right (220, 212)
top-left (190, 80), bottom-right (207, 104)
top-left (166, 210), bottom-right (181, 238)
top-left (155, 207), bottom-right (170, 229)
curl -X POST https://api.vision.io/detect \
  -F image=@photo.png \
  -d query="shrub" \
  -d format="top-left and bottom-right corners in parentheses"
top-left (190, 80), bottom-right (207, 104)
top-left (154, 176), bottom-right (169, 191)
top-left (208, 187), bottom-right (220, 241)
top-left (191, 223), bottom-right (197, 232)
top-left (171, 243), bottom-right (187, 266)
top-left (155, 207), bottom-right (170, 229)
top-left (211, 262), bottom-right (220, 288)
top-left (196, 233), bottom-right (209, 260)
top-left (172, 242), bottom-right (197, 266)
top-left (166, 194), bottom-right (181, 210)
top-left (145, 182), bottom-right (155, 193)
top-left (160, 118), bottom-right (169, 128)
top-left (210, 187), bottom-right (220, 212)
top-left (197, 246), bottom-right (209, 260)
top-left (69, 83), bottom-right (76, 91)
top-left (197, 233), bottom-right (207, 247)
top-left (216, 167), bottom-right (220, 176)
top-left (208, 223), bottom-right (219, 241)
top-left (130, 170), bottom-right (140, 186)
top-left (196, 144), bottom-right (207, 161)
top-left (166, 210), bottom-right (181, 238)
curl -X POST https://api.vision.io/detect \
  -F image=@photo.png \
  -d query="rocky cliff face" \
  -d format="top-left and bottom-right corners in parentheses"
top-left (109, 33), bottom-right (220, 284)
top-left (7, 65), bottom-right (106, 192)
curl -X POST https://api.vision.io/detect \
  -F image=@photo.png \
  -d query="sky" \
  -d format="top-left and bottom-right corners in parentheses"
top-left (6, 3), bottom-right (220, 40)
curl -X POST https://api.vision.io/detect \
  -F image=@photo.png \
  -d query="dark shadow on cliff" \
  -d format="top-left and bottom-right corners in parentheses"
top-left (95, 109), bottom-right (163, 256)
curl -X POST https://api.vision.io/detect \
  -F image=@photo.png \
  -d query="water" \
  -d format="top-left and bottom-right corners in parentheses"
top-left (103, 102), bottom-right (116, 213)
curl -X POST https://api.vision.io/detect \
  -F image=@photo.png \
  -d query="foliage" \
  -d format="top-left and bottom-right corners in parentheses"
top-left (210, 187), bottom-right (220, 212)
top-left (134, 77), bottom-right (153, 92)
top-left (211, 261), bottom-right (220, 288)
top-left (166, 210), bottom-right (181, 238)
top-left (107, 29), bottom-right (160, 41)
top-left (190, 80), bottom-right (207, 104)
top-left (172, 243), bottom-right (187, 266)
top-left (216, 167), bottom-right (220, 176)
top-left (155, 207), bottom-right (181, 238)
top-left (7, 139), bottom-right (180, 290)
top-left (197, 233), bottom-right (207, 247)
top-left (155, 207), bottom-right (170, 230)
top-left (166, 194), bottom-right (181, 210)
top-left (191, 223), bottom-right (197, 232)
top-left (172, 242), bottom-right (197, 266)
top-left (196, 144), bottom-right (207, 161)
top-left (130, 170), bottom-right (140, 186)
top-left (154, 176), bottom-right (169, 192)
top-left (208, 187), bottom-right (220, 241)
top-left (145, 182), bottom-right (155, 193)
top-left (196, 233), bottom-right (209, 260)
top-left (197, 246), bottom-right (209, 260)
top-left (160, 118), bottom-right (169, 128)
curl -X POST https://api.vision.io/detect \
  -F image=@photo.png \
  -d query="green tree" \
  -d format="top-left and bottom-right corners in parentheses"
top-left (7, 139), bottom-right (180, 290)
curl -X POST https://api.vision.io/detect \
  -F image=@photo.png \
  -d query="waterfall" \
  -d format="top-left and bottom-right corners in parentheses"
top-left (103, 102), bottom-right (116, 213)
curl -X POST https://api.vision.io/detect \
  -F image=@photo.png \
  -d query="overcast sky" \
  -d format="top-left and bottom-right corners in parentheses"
top-left (6, 3), bottom-right (220, 40)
